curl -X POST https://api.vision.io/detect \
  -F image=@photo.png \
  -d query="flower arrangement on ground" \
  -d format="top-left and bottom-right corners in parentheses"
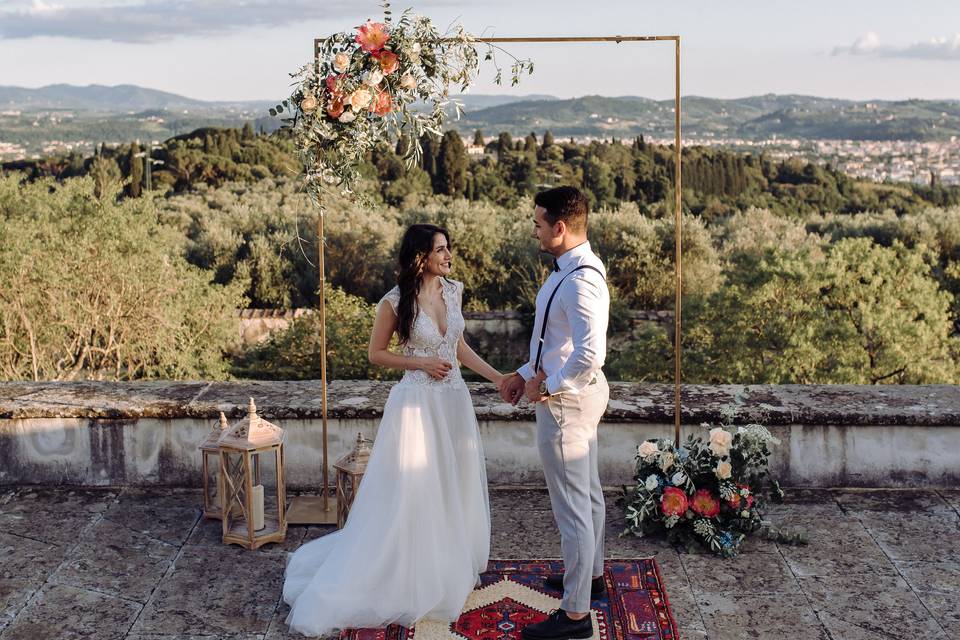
top-left (276, 2), bottom-right (532, 200)
top-left (622, 418), bottom-right (793, 557)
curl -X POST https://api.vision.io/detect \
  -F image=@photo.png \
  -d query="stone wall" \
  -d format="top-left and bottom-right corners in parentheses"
top-left (2, 381), bottom-right (958, 489)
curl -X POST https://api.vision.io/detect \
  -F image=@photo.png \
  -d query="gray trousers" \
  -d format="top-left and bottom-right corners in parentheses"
top-left (535, 373), bottom-right (610, 613)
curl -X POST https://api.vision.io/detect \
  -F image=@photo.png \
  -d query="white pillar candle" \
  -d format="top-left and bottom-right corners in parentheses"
top-left (252, 484), bottom-right (265, 531)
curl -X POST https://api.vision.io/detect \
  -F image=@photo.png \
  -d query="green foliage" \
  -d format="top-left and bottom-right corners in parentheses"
top-left (232, 287), bottom-right (399, 381)
top-left (0, 176), bottom-right (244, 380)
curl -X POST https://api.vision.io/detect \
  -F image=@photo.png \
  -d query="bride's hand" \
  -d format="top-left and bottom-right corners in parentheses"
top-left (418, 357), bottom-right (453, 380)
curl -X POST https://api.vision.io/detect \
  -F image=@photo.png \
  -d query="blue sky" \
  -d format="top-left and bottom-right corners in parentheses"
top-left (0, 0), bottom-right (957, 101)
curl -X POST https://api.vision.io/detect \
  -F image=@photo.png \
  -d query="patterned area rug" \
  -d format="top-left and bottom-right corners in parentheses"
top-left (341, 559), bottom-right (679, 640)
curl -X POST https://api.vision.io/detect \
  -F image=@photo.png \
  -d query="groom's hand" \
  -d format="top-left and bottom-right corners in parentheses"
top-left (524, 370), bottom-right (549, 404)
top-left (499, 373), bottom-right (525, 405)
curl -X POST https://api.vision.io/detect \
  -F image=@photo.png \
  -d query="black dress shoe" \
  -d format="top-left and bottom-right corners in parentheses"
top-left (543, 574), bottom-right (606, 598)
top-left (521, 609), bottom-right (593, 640)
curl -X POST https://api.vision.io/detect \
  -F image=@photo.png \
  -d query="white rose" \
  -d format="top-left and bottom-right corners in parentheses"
top-left (671, 470), bottom-right (686, 486)
top-left (364, 69), bottom-right (384, 86)
top-left (659, 451), bottom-right (675, 472)
top-left (709, 427), bottom-right (733, 457)
top-left (400, 72), bottom-right (417, 90)
top-left (715, 461), bottom-right (732, 479)
top-left (338, 109), bottom-right (356, 123)
top-left (349, 88), bottom-right (373, 110)
top-left (644, 474), bottom-right (658, 491)
top-left (333, 52), bottom-right (350, 73)
top-left (638, 441), bottom-right (659, 459)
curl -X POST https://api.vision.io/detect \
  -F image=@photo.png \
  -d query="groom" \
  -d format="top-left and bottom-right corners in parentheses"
top-left (500, 186), bottom-right (611, 640)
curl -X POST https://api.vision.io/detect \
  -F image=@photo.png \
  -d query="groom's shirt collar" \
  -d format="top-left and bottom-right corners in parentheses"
top-left (555, 241), bottom-right (592, 272)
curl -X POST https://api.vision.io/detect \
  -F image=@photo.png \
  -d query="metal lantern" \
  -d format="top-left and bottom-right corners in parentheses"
top-left (333, 432), bottom-right (372, 528)
top-left (218, 398), bottom-right (287, 550)
top-left (199, 412), bottom-right (229, 520)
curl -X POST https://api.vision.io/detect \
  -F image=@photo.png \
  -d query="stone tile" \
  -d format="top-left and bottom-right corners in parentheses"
top-left (116, 487), bottom-right (205, 511)
top-left (0, 488), bottom-right (115, 547)
top-left (858, 512), bottom-right (960, 562)
top-left (798, 573), bottom-right (948, 640)
top-left (0, 531), bottom-right (69, 618)
top-left (126, 635), bottom-right (264, 640)
top-left (939, 489), bottom-right (960, 514)
top-left (651, 552), bottom-right (705, 634)
top-left (697, 593), bottom-right (828, 640)
top-left (681, 550), bottom-right (800, 596)
top-left (914, 591), bottom-right (960, 639)
top-left (102, 500), bottom-right (201, 547)
top-left (132, 544), bottom-right (285, 636)
top-left (776, 516), bottom-right (896, 577)
top-left (489, 489), bottom-right (554, 513)
top-left (895, 561), bottom-right (960, 594)
top-left (0, 583), bottom-right (141, 640)
top-left (761, 488), bottom-right (843, 518)
top-left (265, 601), bottom-right (301, 640)
top-left (49, 518), bottom-right (178, 603)
top-left (835, 489), bottom-right (954, 515)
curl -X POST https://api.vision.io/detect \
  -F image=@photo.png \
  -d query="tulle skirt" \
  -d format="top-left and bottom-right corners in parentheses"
top-left (283, 382), bottom-right (490, 637)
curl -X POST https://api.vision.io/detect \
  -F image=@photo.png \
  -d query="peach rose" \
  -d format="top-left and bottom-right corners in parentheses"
top-left (368, 89), bottom-right (393, 116)
top-left (715, 461), bottom-right (732, 479)
top-left (709, 427), bottom-right (733, 457)
top-left (638, 441), bottom-right (659, 459)
top-left (349, 87), bottom-right (373, 110)
top-left (338, 109), bottom-right (356, 123)
top-left (400, 72), bottom-right (417, 91)
top-left (333, 52), bottom-right (351, 74)
top-left (299, 95), bottom-right (318, 113)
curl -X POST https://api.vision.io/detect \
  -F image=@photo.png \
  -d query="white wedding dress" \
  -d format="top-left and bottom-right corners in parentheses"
top-left (283, 278), bottom-right (490, 637)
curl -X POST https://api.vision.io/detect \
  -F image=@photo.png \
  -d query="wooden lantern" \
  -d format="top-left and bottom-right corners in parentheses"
top-left (218, 398), bottom-right (287, 550)
top-left (199, 412), bottom-right (229, 519)
top-left (333, 432), bottom-right (372, 528)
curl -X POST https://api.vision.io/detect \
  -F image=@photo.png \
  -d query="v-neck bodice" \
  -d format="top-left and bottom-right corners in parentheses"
top-left (378, 278), bottom-right (466, 389)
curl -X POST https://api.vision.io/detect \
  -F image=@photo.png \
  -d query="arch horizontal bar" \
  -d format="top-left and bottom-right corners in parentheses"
top-left (445, 36), bottom-right (680, 43)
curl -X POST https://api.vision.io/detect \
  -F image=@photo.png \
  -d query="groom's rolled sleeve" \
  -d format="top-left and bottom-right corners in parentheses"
top-left (544, 274), bottom-right (607, 395)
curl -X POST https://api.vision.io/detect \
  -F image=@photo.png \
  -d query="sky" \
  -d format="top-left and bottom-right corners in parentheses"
top-left (0, 0), bottom-right (958, 102)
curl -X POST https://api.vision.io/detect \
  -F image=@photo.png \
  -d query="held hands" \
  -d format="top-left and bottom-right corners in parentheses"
top-left (498, 372), bottom-right (525, 405)
top-left (419, 357), bottom-right (453, 380)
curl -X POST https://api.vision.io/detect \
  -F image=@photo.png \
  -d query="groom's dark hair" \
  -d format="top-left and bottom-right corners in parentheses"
top-left (534, 186), bottom-right (588, 233)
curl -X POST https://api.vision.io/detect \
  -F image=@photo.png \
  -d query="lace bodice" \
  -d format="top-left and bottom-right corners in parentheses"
top-left (378, 278), bottom-right (466, 389)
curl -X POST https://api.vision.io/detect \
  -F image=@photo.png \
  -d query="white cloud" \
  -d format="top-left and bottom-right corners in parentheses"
top-left (833, 32), bottom-right (960, 61)
top-left (0, 0), bottom-right (433, 43)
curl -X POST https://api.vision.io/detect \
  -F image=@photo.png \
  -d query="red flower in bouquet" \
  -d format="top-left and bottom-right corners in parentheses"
top-left (326, 74), bottom-right (347, 98)
top-left (368, 88), bottom-right (393, 116)
top-left (356, 21), bottom-right (390, 53)
top-left (326, 95), bottom-right (345, 119)
top-left (691, 489), bottom-right (721, 518)
top-left (727, 492), bottom-right (742, 509)
top-left (660, 487), bottom-right (688, 517)
top-left (374, 49), bottom-right (400, 74)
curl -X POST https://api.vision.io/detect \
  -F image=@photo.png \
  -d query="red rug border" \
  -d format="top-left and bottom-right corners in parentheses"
top-left (488, 556), bottom-right (680, 640)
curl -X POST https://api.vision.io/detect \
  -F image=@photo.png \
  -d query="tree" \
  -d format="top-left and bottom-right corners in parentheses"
top-left (127, 142), bottom-right (143, 198)
top-left (0, 176), bottom-right (244, 380)
top-left (436, 130), bottom-right (467, 196)
top-left (496, 132), bottom-right (513, 162)
top-left (241, 122), bottom-right (255, 141)
top-left (88, 155), bottom-right (121, 200)
top-left (542, 130), bottom-right (554, 149)
top-left (473, 129), bottom-right (485, 146)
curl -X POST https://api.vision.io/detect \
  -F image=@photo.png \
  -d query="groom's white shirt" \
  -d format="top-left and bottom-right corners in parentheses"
top-left (517, 241), bottom-right (610, 395)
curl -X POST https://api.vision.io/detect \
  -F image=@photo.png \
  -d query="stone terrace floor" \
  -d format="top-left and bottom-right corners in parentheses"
top-left (1, 486), bottom-right (958, 640)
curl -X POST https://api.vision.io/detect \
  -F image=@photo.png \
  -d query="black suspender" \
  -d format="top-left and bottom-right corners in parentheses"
top-left (533, 264), bottom-right (606, 373)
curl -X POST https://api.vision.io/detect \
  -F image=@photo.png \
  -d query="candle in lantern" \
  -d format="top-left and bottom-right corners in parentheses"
top-left (252, 484), bottom-right (265, 531)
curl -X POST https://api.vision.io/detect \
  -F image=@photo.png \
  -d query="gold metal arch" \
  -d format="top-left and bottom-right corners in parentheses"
top-left (287, 34), bottom-right (683, 525)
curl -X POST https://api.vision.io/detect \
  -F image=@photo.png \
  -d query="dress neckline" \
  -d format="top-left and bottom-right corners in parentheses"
top-left (420, 279), bottom-right (451, 339)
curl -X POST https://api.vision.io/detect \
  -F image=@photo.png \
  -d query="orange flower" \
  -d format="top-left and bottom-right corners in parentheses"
top-left (368, 88), bottom-right (393, 116)
top-left (326, 74), bottom-right (346, 99)
top-left (660, 487), bottom-right (688, 517)
top-left (375, 50), bottom-right (399, 74)
top-left (355, 21), bottom-right (389, 53)
top-left (727, 493), bottom-right (742, 509)
top-left (691, 489), bottom-right (720, 518)
top-left (327, 95), bottom-right (344, 119)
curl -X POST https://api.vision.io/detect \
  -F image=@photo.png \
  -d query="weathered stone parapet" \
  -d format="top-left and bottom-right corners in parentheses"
top-left (2, 380), bottom-right (959, 425)
top-left (1, 381), bottom-right (959, 488)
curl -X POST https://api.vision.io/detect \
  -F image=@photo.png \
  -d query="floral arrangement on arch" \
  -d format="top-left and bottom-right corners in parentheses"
top-left (276, 3), bottom-right (532, 200)
top-left (622, 414), bottom-right (799, 557)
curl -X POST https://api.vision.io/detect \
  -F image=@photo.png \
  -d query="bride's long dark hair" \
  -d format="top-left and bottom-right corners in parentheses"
top-left (396, 223), bottom-right (451, 344)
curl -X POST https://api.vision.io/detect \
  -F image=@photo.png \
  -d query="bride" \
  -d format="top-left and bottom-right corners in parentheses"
top-left (283, 223), bottom-right (507, 637)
